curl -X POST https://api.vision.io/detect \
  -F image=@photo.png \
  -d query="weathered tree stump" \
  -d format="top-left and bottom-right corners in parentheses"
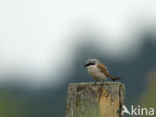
top-left (66, 82), bottom-right (125, 117)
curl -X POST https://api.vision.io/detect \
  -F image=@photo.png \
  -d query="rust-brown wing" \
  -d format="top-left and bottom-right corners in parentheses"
top-left (97, 63), bottom-right (110, 76)
top-left (97, 63), bottom-right (120, 81)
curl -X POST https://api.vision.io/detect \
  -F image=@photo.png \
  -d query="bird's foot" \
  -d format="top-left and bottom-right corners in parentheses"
top-left (102, 80), bottom-right (104, 86)
top-left (94, 80), bottom-right (98, 85)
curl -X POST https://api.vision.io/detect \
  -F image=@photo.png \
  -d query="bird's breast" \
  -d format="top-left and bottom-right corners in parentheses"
top-left (88, 65), bottom-right (99, 74)
top-left (87, 65), bottom-right (107, 80)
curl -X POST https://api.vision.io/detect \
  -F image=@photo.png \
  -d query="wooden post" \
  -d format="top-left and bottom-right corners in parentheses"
top-left (66, 82), bottom-right (125, 117)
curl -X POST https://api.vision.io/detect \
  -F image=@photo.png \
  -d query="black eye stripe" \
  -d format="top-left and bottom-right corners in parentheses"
top-left (89, 63), bottom-right (95, 65)
top-left (85, 63), bottom-right (95, 67)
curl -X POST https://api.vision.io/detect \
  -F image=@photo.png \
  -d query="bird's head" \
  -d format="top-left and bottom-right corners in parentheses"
top-left (84, 58), bottom-right (99, 67)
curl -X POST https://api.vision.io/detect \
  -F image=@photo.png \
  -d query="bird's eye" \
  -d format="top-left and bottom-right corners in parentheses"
top-left (84, 62), bottom-right (95, 67)
top-left (90, 62), bottom-right (95, 65)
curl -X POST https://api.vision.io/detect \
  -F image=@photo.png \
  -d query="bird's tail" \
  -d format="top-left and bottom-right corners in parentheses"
top-left (108, 74), bottom-right (121, 82)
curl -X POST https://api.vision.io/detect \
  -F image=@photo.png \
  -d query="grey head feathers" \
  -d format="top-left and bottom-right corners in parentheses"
top-left (84, 58), bottom-right (99, 67)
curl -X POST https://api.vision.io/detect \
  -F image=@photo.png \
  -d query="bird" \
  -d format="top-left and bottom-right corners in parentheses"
top-left (84, 58), bottom-right (120, 84)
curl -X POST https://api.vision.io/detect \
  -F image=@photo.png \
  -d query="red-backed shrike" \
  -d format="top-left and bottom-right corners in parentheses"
top-left (84, 59), bottom-right (120, 84)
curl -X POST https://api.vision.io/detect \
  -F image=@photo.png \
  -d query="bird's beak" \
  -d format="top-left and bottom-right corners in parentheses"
top-left (84, 64), bottom-right (88, 67)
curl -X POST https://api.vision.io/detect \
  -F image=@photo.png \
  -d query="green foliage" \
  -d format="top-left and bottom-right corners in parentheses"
top-left (0, 89), bottom-right (27, 117)
top-left (139, 76), bottom-right (156, 116)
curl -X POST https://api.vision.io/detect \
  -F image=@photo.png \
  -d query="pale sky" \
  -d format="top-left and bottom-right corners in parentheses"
top-left (0, 0), bottom-right (156, 86)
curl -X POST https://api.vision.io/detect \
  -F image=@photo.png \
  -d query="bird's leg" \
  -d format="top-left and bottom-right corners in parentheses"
top-left (102, 80), bottom-right (104, 86)
top-left (94, 80), bottom-right (98, 85)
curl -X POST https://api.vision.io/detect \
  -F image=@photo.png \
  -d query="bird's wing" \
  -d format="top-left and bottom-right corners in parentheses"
top-left (97, 62), bottom-right (110, 76)
top-left (97, 62), bottom-right (120, 81)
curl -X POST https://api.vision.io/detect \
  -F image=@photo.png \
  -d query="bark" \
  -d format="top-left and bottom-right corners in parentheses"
top-left (66, 82), bottom-right (125, 117)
